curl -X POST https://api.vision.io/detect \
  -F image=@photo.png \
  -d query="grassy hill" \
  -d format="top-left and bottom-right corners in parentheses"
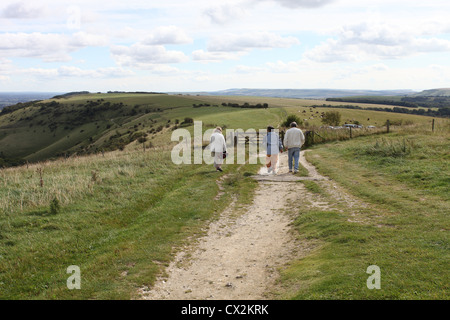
top-left (326, 88), bottom-right (450, 113)
top-left (280, 121), bottom-right (449, 299)
top-left (1, 91), bottom-right (442, 166)
top-left (0, 93), bottom-right (278, 299)
top-left (0, 93), bottom-right (282, 166)
top-left (0, 92), bottom-right (448, 299)
top-left (411, 88), bottom-right (450, 97)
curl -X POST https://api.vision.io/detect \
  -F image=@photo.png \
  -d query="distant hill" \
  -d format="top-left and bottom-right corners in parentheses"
top-left (174, 88), bottom-right (415, 99)
top-left (326, 88), bottom-right (450, 113)
top-left (410, 88), bottom-right (450, 97)
top-left (0, 92), bottom-right (62, 109)
top-left (0, 93), bottom-right (202, 165)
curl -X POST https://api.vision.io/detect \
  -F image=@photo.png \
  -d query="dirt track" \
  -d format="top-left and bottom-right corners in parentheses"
top-left (139, 151), bottom-right (364, 300)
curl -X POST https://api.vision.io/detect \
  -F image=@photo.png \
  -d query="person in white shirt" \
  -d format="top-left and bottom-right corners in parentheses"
top-left (283, 122), bottom-right (305, 173)
top-left (210, 127), bottom-right (227, 172)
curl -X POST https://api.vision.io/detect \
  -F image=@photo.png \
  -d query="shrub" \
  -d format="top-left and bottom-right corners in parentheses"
top-left (321, 111), bottom-right (342, 126)
top-left (282, 114), bottom-right (303, 128)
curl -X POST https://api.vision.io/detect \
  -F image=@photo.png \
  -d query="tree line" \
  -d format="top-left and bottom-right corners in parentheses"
top-left (326, 96), bottom-right (450, 110)
top-left (311, 104), bottom-right (450, 118)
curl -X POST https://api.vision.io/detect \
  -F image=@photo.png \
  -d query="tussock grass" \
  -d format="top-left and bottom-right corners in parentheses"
top-left (358, 137), bottom-right (414, 158)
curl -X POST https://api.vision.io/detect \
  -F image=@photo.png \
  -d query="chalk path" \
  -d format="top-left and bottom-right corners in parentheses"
top-left (139, 151), bottom-right (365, 300)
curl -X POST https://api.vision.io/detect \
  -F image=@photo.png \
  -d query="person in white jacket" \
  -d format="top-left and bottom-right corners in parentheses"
top-left (210, 127), bottom-right (227, 172)
top-left (283, 122), bottom-right (305, 173)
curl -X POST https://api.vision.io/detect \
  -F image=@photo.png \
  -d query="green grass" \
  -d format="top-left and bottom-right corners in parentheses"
top-left (0, 93), bottom-right (285, 163)
top-left (0, 95), bottom-right (267, 299)
top-left (299, 180), bottom-right (326, 196)
top-left (0, 148), bottom-right (260, 299)
top-left (1, 93), bottom-right (447, 300)
top-left (277, 121), bottom-right (449, 299)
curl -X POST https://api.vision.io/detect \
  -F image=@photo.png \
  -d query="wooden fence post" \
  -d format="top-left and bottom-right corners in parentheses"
top-left (387, 120), bottom-right (390, 133)
top-left (349, 126), bottom-right (352, 139)
top-left (432, 119), bottom-right (435, 132)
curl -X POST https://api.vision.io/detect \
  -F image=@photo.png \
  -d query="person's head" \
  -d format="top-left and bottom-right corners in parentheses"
top-left (214, 127), bottom-right (222, 133)
top-left (267, 126), bottom-right (274, 132)
top-left (290, 122), bottom-right (297, 128)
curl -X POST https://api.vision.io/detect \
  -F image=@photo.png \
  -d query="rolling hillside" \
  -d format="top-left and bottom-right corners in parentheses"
top-left (410, 88), bottom-right (450, 97)
top-left (0, 93), bottom-right (282, 166)
top-left (0, 92), bottom-right (448, 300)
top-left (1, 91), bottom-right (444, 167)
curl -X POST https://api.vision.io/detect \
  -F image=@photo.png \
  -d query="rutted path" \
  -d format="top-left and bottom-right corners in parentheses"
top-left (139, 151), bottom-right (367, 300)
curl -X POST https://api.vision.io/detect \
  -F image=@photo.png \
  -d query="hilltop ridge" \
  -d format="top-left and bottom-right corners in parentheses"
top-left (173, 88), bottom-right (415, 99)
top-left (410, 88), bottom-right (450, 97)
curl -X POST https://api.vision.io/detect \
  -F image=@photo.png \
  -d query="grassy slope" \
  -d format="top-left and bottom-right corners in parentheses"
top-left (0, 93), bottom-right (283, 162)
top-left (0, 96), bottom-right (281, 299)
top-left (0, 151), bottom-right (258, 299)
top-left (1, 93), bottom-right (447, 299)
top-left (192, 94), bottom-right (433, 127)
top-left (278, 121), bottom-right (449, 299)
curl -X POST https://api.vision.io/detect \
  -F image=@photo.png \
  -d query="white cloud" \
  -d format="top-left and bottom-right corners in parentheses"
top-left (304, 21), bottom-right (450, 62)
top-left (69, 31), bottom-right (108, 47)
top-left (207, 32), bottom-right (300, 52)
top-left (141, 26), bottom-right (193, 45)
top-left (111, 43), bottom-right (188, 69)
top-left (1, 0), bottom-right (450, 91)
top-left (0, 2), bottom-right (45, 19)
top-left (203, 4), bottom-right (247, 24)
top-left (58, 66), bottom-right (134, 78)
top-left (192, 49), bottom-right (245, 62)
top-left (0, 58), bottom-right (13, 72)
top-left (21, 66), bottom-right (133, 78)
top-left (268, 0), bottom-right (335, 8)
top-left (0, 32), bottom-right (108, 62)
top-left (193, 31), bottom-right (299, 63)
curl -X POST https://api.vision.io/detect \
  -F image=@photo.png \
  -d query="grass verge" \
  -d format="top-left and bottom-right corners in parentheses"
top-left (277, 123), bottom-right (449, 299)
top-left (0, 148), bottom-right (259, 299)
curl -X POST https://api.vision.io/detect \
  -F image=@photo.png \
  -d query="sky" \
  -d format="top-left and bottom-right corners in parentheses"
top-left (0, 0), bottom-right (450, 92)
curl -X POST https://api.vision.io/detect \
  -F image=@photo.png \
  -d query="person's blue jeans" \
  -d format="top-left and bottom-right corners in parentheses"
top-left (288, 147), bottom-right (300, 172)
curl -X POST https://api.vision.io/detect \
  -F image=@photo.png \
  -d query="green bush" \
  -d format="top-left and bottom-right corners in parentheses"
top-left (282, 114), bottom-right (303, 128)
top-left (321, 111), bottom-right (342, 126)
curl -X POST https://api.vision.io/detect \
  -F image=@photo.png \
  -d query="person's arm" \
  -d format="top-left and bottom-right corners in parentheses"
top-left (299, 130), bottom-right (305, 147)
top-left (283, 131), bottom-right (288, 150)
top-left (222, 134), bottom-right (227, 153)
top-left (209, 134), bottom-right (215, 151)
